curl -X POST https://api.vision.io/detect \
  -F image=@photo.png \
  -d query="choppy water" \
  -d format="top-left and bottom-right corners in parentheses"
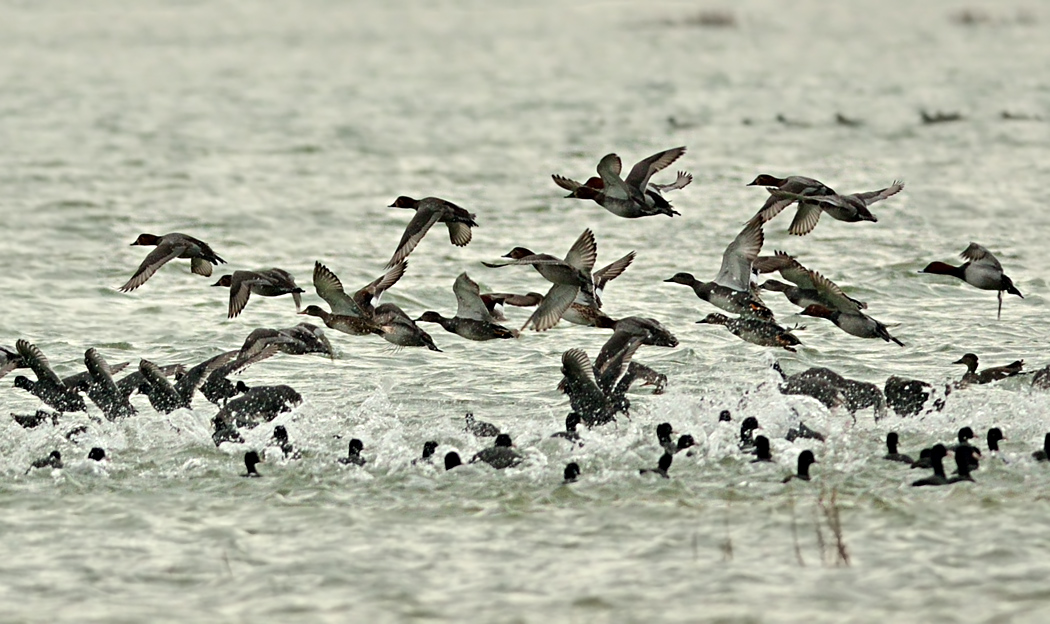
top-left (2, 0), bottom-right (1050, 621)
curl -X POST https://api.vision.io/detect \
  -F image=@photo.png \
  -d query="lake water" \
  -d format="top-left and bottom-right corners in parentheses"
top-left (2, 1), bottom-right (1050, 621)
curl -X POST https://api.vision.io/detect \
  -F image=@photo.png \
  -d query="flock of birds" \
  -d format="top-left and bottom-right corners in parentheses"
top-left (5, 145), bottom-right (1050, 485)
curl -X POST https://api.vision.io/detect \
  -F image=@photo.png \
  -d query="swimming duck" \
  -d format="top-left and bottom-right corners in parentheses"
top-left (271, 425), bottom-right (298, 459)
top-left (719, 410), bottom-right (732, 422)
top-left (664, 220), bottom-right (774, 320)
top-left (782, 450), bottom-right (817, 482)
top-left (884, 376), bottom-right (932, 416)
top-left (920, 243), bottom-right (1022, 319)
top-left (656, 422), bottom-right (676, 454)
top-left (12, 340), bottom-right (87, 413)
top-left (986, 428), bottom-right (1005, 454)
top-left (911, 445), bottom-right (949, 486)
top-left (386, 196), bottom-right (477, 267)
top-left (553, 147), bottom-right (689, 218)
top-left (212, 269), bottom-right (304, 318)
top-left (465, 412), bottom-right (500, 437)
top-left (414, 441), bottom-right (439, 464)
top-left (26, 450), bottom-right (63, 474)
top-left (752, 435), bottom-right (773, 462)
top-left (800, 304), bottom-right (904, 347)
top-left (337, 439), bottom-right (366, 466)
top-left (753, 252), bottom-right (867, 312)
top-left (953, 353), bottom-right (1023, 386)
top-left (1032, 434), bottom-right (1050, 462)
top-left (472, 434), bottom-right (523, 469)
top-left (951, 427), bottom-right (981, 472)
top-left (884, 432), bottom-right (914, 464)
top-left (948, 447), bottom-right (977, 483)
top-left (739, 417), bottom-right (760, 450)
top-left (696, 313), bottom-right (801, 351)
top-left (640, 453), bottom-right (673, 478)
top-left (676, 435), bottom-right (697, 454)
top-left (242, 451), bottom-right (263, 477)
top-left (550, 413), bottom-right (581, 443)
top-left (483, 229), bottom-right (599, 332)
top-left (563, 462), bottom-right (581, 483)
top-left (119, 233), bottom-right (226, 292)
top-left (416, 273), bottom-right (517, 340)
top-left (238, 323), bottom-right (335, 361)
top-left (444, 452), bottom-right (463, 471)
top-left (79, 348), bottom-right (136, 420)
top-left (88, 447), bottom-right (106, 462)
top-left (761, 181), bottom-right (903, 235)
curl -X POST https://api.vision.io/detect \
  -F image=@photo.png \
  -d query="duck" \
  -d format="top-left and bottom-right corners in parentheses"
top-left (752, 435), bottom-right (773, 462)
top-left (953, 353), bottom-right (1023, 385)
top-left (11, 340), bottom-right (87, 413)
top-left (483, 229), bottom-right (599, 331)
top-left (79, 348), bottom-right (136, 420)
top-left (472, 434), bottom-right (523, 469)
top-left (212, 268), bottom-right (304, 318)
top-left (26, 450), bottom-right (63, 474)
top-left (747, 174), bottom-right (837, 228)
top-left (477, 291), bottom-right (545, 322)
top-left (719, 410), bottom-right (732, 422)
top-left (88, 447), bottom-right (106, 462)
top-left (884, 376), bottom-right (932, 416)
top-left (911, 445), bottom-right (949, 486)
top-left (782, 450), bottom-right (817, 482)
top-left (0, 345), bottom-right (26, 380)
top-left (656, 422), bottom-right (677, 454)
top-left (920, 243), bottom-right (1023, 319)
top-left (563, 462), bottom-right (581, 483)
top-left (696, 313), bottom-right (801, 351)
top-left (753, 251), bottom-right (867, 312)
top-left (986, 428), bottom-right (1005, 454)
top-left (640, 453), bottom-right (673, 478)
top-left (779, 366), bottom-right (886, 418)
top-left (563, 251), bottom-right (636, 327)
top-left (385, 196), bottom-right (477, 267)
top-left (553, 147), bottom-right (689, 218)
top-left (416, 273), bottom-right (517, 341)
top-left (269, 425), bottom-right (298, 459)
top-left (211, 416), bottom-right (244, 446)
top-left (589, 317), bottom-right (676, 395)
top-left (119, 233), bottom-right (226, 292)
top-left (550, 413), bottom-right (581, 443)
top-left (136, 356), bottom-right (216, 413)
top-left (238, 323), bottom-right (335, 360)
top-left (884, 432), bottom-right (915, 464)
top-left (669, 218), bottom-right (769, 311)
top-left (1032, 433), bottom-right (1050, 462)
top-left (413, 441), bottom-right (439, 465)
top-left (300, 261), bottom-right (401, 337)
top-left (465, 412), bottom-right (500, 437)
top-left (373, 303), bottom-right (441, 351)
top-left (559, 338), bottom-right (647, 427)
top-left (242, 451), bottom-right (262, 477)
top-left (761, 181), bottom-right (903, 235)
top-left (199, 347), bottom-right (280, 406)
top-left (10, 410), bottom-right (60, 429)
top-left (948, 447), bottom-right (977, 483)
top-left (675, 435), bottom-right (697, 454)
top-left (739, 417), bottom-right (760, 450)
top-left (216, 385), bottom-right (302, 429)
top-left (951, 427), bottom-right (981, 473)
top-left (800, 304), bottom-right (904, 347)
top-left (337, 439), bottom-right (366, 466)
top-left (444, 452), bottom-right (463, 471)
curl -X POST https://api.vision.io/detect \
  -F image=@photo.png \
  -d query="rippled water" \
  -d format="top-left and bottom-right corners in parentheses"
top-left (2, 0), bottom-right (1050, 621)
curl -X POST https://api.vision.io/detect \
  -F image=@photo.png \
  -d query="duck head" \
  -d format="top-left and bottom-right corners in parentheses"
top-left (212, 275), bottom-right (233, 287)
top-left (748, 174), bottom-right (785, 187)
top-left (664, 272), bottom-right (697, 285)
top-left (131, 233), bottom-right (162, 246)
top-left (389, 196), bottom-right (419, 208)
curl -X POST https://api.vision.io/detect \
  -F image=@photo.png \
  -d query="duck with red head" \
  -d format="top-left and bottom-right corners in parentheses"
top-left (920, 242), bottom-right (1022, 319)
top-left (385, 196), bottom-right (477, 268)
top-left (552, 147), bottom-right (691, 218)
top-left (120, 233), bottom-right (226, 292)
top-left (800, 304), bottom-right (904, 346)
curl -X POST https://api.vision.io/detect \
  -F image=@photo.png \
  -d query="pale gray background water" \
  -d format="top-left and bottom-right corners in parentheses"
top-left (2, 1), bottom-right (1050, 622)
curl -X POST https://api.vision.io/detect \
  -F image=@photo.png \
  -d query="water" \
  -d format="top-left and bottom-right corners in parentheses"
top-left (2, 0), bottom-right (1050, 621)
